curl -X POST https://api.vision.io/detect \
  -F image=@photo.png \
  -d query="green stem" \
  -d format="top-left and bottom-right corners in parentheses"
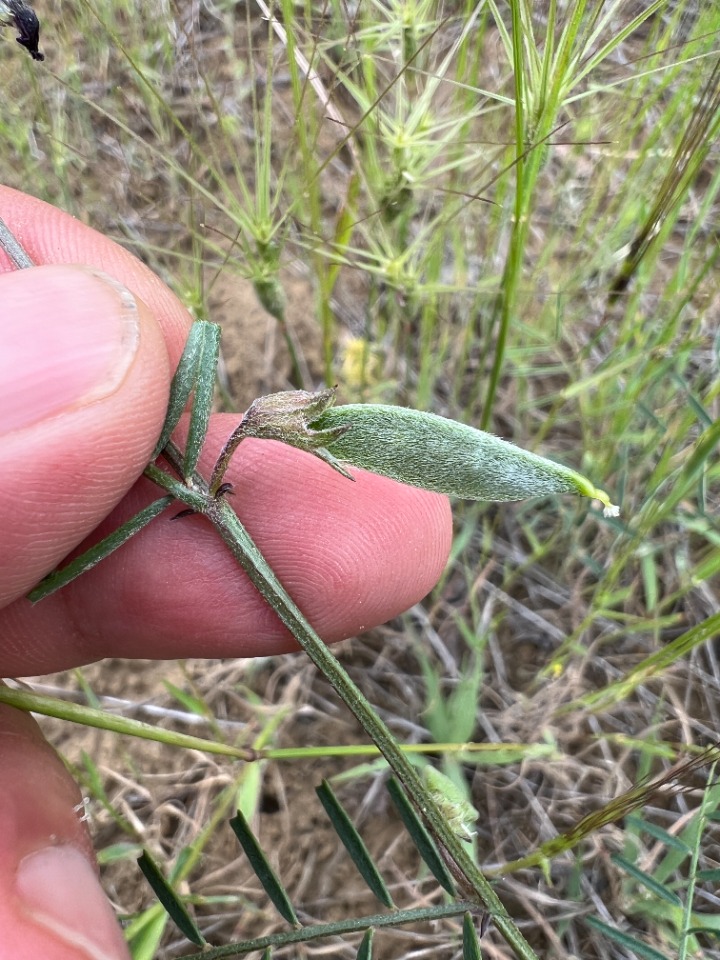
top-left (146, 465), bottom-right (538, 960)
top-left (480, 0), bottom-right (525, 430)
top-left (0, 686), bottom-right (252, 760)
top-left (177, 901), bottom-right (478, 959)
top-left (0, 217), bottom-right (536, 959)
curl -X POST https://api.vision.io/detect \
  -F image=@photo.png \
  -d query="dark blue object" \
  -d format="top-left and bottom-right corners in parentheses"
top-left (1, 0), bottom-right (44, 61)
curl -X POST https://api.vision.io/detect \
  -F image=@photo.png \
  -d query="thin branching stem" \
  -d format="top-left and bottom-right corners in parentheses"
top-left (177, 901), bottom-right (479, 959)
top-left (144, 461), bottom-right (539, 960)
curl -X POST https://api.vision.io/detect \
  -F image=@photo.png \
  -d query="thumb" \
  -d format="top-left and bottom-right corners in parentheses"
top-left (0, 265), bottom-right (170, 605)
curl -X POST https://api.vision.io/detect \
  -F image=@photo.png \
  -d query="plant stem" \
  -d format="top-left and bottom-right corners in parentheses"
top-left (0, 215), bottom-right (34, 268)
top-left (480, 0), bottom-right (526, 431)
top-left (146, 463), bottom-right (539, 960)
top-left (0, 215), bottom-right (537, 959)
top-left (177, 900), bottom-right (478, 959)
top-left (0, 685), bottom-right (253, 759)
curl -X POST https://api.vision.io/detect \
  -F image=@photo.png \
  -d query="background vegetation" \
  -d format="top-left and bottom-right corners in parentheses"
top-left (1, 0), bottom-right (719, 957)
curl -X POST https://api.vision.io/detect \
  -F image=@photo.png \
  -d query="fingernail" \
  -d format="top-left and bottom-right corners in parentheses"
top-left (0, 266), bottom-right (140, 434)
top-left (17, 845), bottom-right (130, 960)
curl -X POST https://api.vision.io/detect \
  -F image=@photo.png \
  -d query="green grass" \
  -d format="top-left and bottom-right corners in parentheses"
top-left (2, 0), bottom-right (720, 957)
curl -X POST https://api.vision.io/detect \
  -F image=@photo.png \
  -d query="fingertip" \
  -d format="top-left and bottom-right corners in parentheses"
top-left (0, 703), bottom-right (130, 960)
top-left (1, 266), bottom-right (144, 433)
top-left (16, 846), bottom-right (130, 960)
top-left (0, 186), bottom-right (192, 366)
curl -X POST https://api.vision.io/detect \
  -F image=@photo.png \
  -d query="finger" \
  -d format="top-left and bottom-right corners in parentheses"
top-left (0, 187), bottom-right (453, 674)
top-left (0, 702), bottom-right (130, 960)
top-left (0, 417), bottom-right (453, 675)
top-left (0, 185), bottom-right (192, 367)
top-left (0, 265), bottom-right (171, 604)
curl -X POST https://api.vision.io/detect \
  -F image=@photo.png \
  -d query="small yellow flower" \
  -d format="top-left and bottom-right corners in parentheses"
top-left (341, 337), bottom-right (383, 389)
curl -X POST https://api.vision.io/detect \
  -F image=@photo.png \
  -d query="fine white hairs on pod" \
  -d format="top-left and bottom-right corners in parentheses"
top-left (310, 403), bottom-right (620, 517)
top-left (214, 389), bottom-right (619, 517)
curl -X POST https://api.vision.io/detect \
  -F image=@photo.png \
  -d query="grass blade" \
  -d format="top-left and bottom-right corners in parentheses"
top-left (573, 611), bottom-right (720, 713)
top-left (125, 904), bottom-right (168, 960)
top-left (626, 815), bottom-right (692, 854)
top-left (611, 854), bottom-right (681, 907)
top-left (585, 917), bottom-right (670, 960)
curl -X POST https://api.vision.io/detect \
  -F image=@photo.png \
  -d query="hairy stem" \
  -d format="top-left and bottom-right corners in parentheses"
top-left (145, 462), bottom-right (538, 960)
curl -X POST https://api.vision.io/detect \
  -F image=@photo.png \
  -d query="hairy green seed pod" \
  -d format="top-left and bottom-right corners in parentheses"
top-left (311, 404), bottom-right (618, 515)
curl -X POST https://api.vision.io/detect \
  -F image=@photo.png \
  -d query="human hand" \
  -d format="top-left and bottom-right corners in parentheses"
top-left (0, 186), bottom-right (451, 958)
